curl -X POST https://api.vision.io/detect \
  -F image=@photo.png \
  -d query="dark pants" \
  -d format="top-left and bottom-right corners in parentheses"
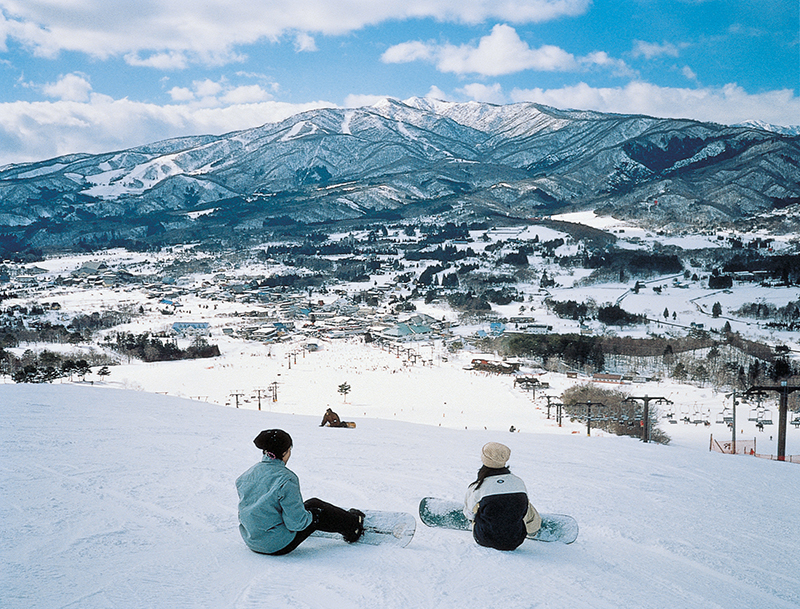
top-left (269, 498), bottom-right (359, 555)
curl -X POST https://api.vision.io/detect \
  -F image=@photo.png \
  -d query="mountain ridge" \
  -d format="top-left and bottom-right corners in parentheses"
top-left (1, 97), bottom-right (798, 253)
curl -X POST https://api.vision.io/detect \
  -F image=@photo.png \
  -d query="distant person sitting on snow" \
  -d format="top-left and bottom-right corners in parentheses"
top-left (463, 442), bottom-right (541, 551)
top-left (236, 429), bottom-right (364, 555)
top-left (320, 408), bottom-right (348, 427)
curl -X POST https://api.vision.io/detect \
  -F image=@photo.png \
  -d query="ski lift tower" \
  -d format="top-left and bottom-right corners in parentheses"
top-left (569, 401), bottom-right (607, 436)
top-left (543, 395), bottom-right (563, 423)
top-left (746, 382), bottom-right (800, 461)
top-left (622, 395), bottom-right (673, 443)
top-left (723, 390), bottom-right (744, 455)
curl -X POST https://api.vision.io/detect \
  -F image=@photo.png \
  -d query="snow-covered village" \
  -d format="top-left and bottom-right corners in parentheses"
top-left (3, 207), bottom-right (800, 608)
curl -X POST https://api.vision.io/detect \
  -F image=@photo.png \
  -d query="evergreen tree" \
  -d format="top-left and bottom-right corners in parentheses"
top-left (770, 358), bottom-right (792, 381)
top-left (75, 360), bottom-right (91, 381)
top-left (662, 345), bottom-right (674, 368)
top-left (692, 364), bottom-right (709, 386)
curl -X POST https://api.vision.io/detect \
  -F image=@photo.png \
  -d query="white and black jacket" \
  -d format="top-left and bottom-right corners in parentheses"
top-left (464, 470), bottom-right (529, 551)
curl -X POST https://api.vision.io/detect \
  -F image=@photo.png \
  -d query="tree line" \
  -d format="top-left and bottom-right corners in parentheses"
top-left (0, 347), bottom-right (112, 384)
top-left (106, 332), bottom-right (220, 363)
top-left (485, 332), bottom-right (796, 393)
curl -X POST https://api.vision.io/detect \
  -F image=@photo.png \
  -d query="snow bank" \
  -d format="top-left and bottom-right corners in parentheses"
top-left (3, 383), bottom-right (799, 609)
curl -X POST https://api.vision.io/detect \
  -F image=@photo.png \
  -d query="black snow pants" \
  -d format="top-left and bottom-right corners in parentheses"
top-left (268, 498), bottom-right (361, 555)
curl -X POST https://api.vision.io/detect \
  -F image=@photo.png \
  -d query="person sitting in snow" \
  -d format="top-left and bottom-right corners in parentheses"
top-left (319, 408), bottom-right (348, 427)
top-left (236, 429), bottom-right (364, 555)
top-left (463, 442), bottom-right (541, 551)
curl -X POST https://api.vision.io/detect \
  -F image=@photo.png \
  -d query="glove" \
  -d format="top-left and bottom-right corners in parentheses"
top-left (307, 506), bottom-right (322, 526)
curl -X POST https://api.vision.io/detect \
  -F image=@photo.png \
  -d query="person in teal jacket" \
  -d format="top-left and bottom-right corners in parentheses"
top-left (236, 429), bottom-right (364, 555)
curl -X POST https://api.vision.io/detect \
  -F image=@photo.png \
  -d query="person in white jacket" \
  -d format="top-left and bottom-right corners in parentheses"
top-left (464, 442), bottom-right (541, 551)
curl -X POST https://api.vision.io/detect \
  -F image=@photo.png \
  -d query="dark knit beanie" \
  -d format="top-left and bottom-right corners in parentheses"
top-left (253, 429), bottom-right (293, 459)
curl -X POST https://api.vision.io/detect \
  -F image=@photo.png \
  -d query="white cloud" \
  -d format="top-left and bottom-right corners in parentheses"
top-left (294, 32), bottom-right (317, 52)
top-left (166, 78), bottom-right (277, 106)
top-left (580, 51), bottom-right (636, 78)
top-left (408, 0), bottom-right (591, 24)
top-left (456, 82), bottom-right (505, 104)
top-left (510, 81), bottom-right (800, 127)
top-left (168, 87), bottom-right (195, 102)
top-left (682, 66), bottom-right (698, 82)
top-left (1, 1), bottom-right (590, 67)
top-left (425, 85), bottom-right (449, 100)
top-left (383, 25), bottom-right (639, 78)
top-left (193, 78), bottom-right (225, 99)
top-left (0, 95), bottom-right (336, 166)
top-left (381, 41), bottom-right (434, 64)
top-left (124, 51), bottom-right (189, 70)
top-left (632, 40), bottom-right (680, 60)
top-left (221, 84), bottom-right (273, 104)
top-left (42, 73), bottom-right (93, 102)
top-left (383, 24), bottom-right (579, 76)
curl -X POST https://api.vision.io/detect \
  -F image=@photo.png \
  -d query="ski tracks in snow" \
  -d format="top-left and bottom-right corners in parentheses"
top-left (233, 542), bottom-right (434, 609)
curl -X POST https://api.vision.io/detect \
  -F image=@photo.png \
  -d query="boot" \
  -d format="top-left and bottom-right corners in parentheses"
top-left (343, 509), bottom-right (365, 543)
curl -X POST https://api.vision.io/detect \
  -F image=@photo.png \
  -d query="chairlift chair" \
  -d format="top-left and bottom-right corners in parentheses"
top-left (747, 407), bottom-right (760, 421)
top-left (758, 409), bottom-right (774, 425)
top-left (688, 405), bottom-right (702, 425)
top-left (691, 412), bottom-right (709, 425)
top-left (717, 407), bottom-right (734, 424)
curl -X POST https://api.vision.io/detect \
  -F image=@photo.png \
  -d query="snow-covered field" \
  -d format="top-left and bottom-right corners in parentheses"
top-left (3, 338), bottom-right (800, 609)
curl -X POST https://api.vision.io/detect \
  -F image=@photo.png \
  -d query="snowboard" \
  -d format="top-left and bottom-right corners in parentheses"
top-left (311, 509), bottom-right (415, 548)
top-left (418, 497), bottom-right (578, 544)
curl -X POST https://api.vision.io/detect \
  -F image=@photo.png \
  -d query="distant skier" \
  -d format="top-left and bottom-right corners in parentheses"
top-left (319, 408), bottom-right (352, 428)
top-left (463, 442), bottom-right (541, 551)
top-left (236, 429), bottom-right (364, 555)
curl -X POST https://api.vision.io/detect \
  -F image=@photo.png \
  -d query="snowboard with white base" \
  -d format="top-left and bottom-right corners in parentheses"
top-left (418, 497), bottom-right (578, 544)
top-left (311, 509), bottom-right (415, 548)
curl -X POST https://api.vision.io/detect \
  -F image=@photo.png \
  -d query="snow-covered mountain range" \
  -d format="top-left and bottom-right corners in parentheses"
top-left (1, 97), bottom-right (799, 251)
top-left (734, 119), bottom-right (800, 137)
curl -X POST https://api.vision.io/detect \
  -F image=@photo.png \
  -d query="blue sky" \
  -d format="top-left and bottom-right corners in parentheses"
top-left (1, 0), bottom-right (798, 165)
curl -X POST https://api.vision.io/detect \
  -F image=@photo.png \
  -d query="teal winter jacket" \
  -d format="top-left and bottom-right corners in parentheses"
top-left (236, 455), bottom-right (313, 554)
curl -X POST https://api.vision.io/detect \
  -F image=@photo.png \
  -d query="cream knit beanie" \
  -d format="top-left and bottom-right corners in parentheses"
top-left (481, 442), bottom-right (511, 468)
